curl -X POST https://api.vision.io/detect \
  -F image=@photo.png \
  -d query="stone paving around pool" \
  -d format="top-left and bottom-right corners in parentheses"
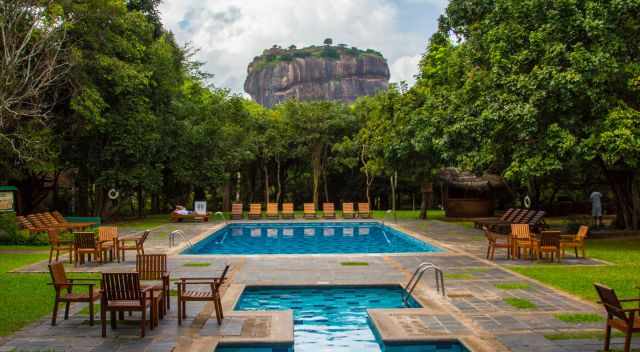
top-left (3, 219), bottom-right (640, 352)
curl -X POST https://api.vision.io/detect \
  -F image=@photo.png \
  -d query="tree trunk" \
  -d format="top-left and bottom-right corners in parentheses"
top-left (263, 163), bottom-right (270, 204)
top-left (77, 169), bottom-right (90, 216)
top-left (223, 178), bottom-right (231, 212)
top-left (390, 171), bottom-right (398, 221)
top-left (419, 182), bottom-right (432, 220)
top-left (323, 168), bottom-right (329, 203)
top-left (601, 161), bottom-right (640, 230)
top-left (311, 145), bottom-right (323, 209)
top-left (137, 185), bottom-right (144, 218)
top-left (276, 156), bottom-right (282, 204)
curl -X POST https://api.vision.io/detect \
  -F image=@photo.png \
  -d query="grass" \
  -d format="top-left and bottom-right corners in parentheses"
top-left (544, 330), bottom-right (624, 341)
top-left (504, 297), bottom-right (537, 309)
top-left (182, 262), bottom-right (211, 267)
top-left (495, 282), bottom-right (530, 290)
top-left (510, 238), bottom-right (640, 302)
top-left (555, 313), bottom-right (603, 324)
top-left (111, 214), bottom-right (171, 230)
top-left (340, 261), bottom-right (369, 266)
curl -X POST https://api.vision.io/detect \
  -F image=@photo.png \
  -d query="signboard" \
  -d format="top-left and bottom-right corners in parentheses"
top-left (0, 191), bottom-right (15, 212)
top-left (194, 201), bottom-right (207, 215)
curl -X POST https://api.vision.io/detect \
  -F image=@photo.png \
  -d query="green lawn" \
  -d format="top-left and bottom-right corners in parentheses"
top-left (511, 238), bottom-right (640, 302)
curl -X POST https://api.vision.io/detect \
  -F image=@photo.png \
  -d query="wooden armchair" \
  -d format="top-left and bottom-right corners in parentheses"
top-left (74, 232), bottom-right (103, 266)
top-left (536, 231), bottom-right (561, 262)
top-left (342, 202), bottom-right (355, 219)
top-left (323, 203), bottom-right (336, 219)
top-left (560, 225), bottom-right (588, 258)
top-left (511, 224), bottom-right (535, 259)
top-left (100, 272), bottom-right (161, 338)
top-left (281, 203), bottom-right (294, 219)
top-left (47, 229), bottom-right (74, 264)
top-left (137, 254), bottom-right (170, 314)
top-left (48, 262), bottom-right (101, 326)
top-left (483, 226), bottom-right (511, 260)
top-left (594, 283), bottom-right (640, 352)
top-left (98, 226), bottom-right (118, 262)
top-left (303, 203), bottom-right (316, 219)
top-left (357, 202), bottom-right (371, 219)
top-left (118, 230), bottom-right (150, 261)
top-left (231, 203), bottom-right (243, 220)
top-left (177, 265), bottom-right (229, 325)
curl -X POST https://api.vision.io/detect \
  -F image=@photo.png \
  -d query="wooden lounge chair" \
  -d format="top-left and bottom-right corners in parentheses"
top-left (303, 203), bottom-right (316, 219)
top-left (594, 283), bottom-right (640, 352)
top-left (491, 209), bottom-right (527, 233)
top-left (118, 230), bottom-right (150, 262)
top-left (16, 215), bottom-right (48, 234)
top-left (177, 265), bottom-right (229, 326)
top-left (98, 226), bottom-right (118, 262)
top-left (474, 208), bottom-right (515, 229)
top-left (74, 232), bottom-right (104, 266)
top-left (323, 203), bottom-right (336, 219)
top-left (482, 226), bottom-right (511, 260)
top-left (560, 225), bottom-right (588, 258)
top-left (48, 262), bottom-right (101, 326)
top-left (357, 202), bottom-right (371, 219)
top-left (137, 254), bottom-right (170, 314)
top-left (266, 203), bottom-right (279, 219)
top-left (248, 203), bottom-right (262, 219)
top-left (47, 229), bottom-right (74, 264)
top-left (281, 203), bottom-right (294, 219)
top-left (342, 202), bottom-right (355, 219)
top-left (170, 209), bottom-right (209, 223)
top-left (100, 272), bottom-right (161, 338)
top-left (511, 224), bottom-right (535, 259)
top-left (51, 211), bottom-right (96, 230)
top-left (231, 203), bottom-right (243, 220)
top-left (536, 231), bottom-right (561, 262)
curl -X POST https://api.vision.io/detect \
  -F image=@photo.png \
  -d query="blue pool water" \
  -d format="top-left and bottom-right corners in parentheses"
top-left (219, 286), bottom-right (469, 352)
top-left (183, 222), bottom-right (442, 255)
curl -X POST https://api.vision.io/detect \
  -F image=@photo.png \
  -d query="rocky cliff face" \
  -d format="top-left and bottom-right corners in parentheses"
top-left (244, 54), bottom-right (390, 107)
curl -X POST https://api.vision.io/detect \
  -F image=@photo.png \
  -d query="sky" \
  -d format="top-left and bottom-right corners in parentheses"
top-left (159, 0), bottom-right (448, 95)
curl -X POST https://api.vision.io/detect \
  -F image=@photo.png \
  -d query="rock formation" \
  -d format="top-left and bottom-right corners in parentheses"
top-left (244, 45), bottom-right (390, 107)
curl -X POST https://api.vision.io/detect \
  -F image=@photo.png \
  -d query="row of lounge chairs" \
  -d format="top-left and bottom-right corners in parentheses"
top-left (231, 202), bottom-right (372, 220)
top-left (17, 211), bottom-right (96, 234)
top-left (474, 208), bottom-right (546, 232)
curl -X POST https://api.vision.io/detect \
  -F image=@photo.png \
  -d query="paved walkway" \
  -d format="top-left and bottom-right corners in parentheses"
top-left (2, 220), bottom-right (638, 352)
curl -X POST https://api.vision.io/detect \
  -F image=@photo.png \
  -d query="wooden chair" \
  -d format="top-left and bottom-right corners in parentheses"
top-left (137, 254), bottom-right (170, 314)
top-left (16, 215), bottom-right (49, 234)
top-left (47, 229), bottom-right (74, 264)
top-left (266, 203), bottom-right (279, 219)
top-left (248, 203), bottom-right (262, 219)
top-left (177, 265), bottom-right (229, 326)
top-left (231, 203), bottom-right (243, 220)
top-left (48, 262), bottom-right (100, 326)
top-left (529, 210), bottom-right (547, 231)
top-left (482, 226), bottom-right (511, 260)
top-left (474, 208), bottom-right (515, 229)
top-left (322, 203), bottom-right (336, 219)
top-left (100, 272), bottom-right (161, 338)
top-left (281, 203), bottom-right (294, 219)
top-left (560, 225), bottom-right (588, 258)
top-left (510, 224), bottom-right (535, 259)
top-left (357, 202), bottom-right (371, 219)
top-left (536, 231), bottom-right (561, 262)
top-left (342, 202), bottom-right (355, 219)
top-left (98, 226), bottom-right (118, 262)
top-left (118, 230), bottom-right (150, 262)
top-left (303, 203), bottom-right (316, 219)
top-left (74, 232), bottom-right (103, 266)
top-left (594, 283), bottom-right (640, 352)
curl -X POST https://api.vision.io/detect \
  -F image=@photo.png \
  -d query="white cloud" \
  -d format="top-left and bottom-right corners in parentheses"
top-left (159, 0), bottom-right (444, 94)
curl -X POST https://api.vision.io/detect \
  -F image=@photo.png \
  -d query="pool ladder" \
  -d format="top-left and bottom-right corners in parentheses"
top-left (169, 230), bottom-right (193, 248)
top-left (403, 262), bottom-right (445, 304)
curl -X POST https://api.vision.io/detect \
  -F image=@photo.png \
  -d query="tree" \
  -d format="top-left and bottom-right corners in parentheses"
top-left (323, 38), bottom-right (333, 46)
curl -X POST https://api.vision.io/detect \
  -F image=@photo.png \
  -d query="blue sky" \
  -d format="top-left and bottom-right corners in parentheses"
top-left (159, 0), bottom-right (448, 95)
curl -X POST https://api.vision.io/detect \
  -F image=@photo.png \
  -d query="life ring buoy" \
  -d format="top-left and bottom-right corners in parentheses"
top-left (108, 189), bottom-right (120, 200)
top-left (523, 195), bottom-right (531, 209)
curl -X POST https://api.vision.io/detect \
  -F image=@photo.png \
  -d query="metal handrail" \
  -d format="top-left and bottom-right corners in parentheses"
top-left (169, 230), bottom-right (193, 248)
top-left (403, 262), bottom-right (445, 304)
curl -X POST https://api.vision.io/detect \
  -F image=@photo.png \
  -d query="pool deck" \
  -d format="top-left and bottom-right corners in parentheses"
top-left (3, 219), bottom-right (639, 352)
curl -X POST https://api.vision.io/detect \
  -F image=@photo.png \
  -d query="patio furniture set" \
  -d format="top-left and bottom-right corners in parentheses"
top-left (234, 202), bottom-right (372, 220)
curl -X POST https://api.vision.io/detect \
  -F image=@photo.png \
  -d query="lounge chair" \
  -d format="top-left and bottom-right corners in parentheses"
top-left (48, 262), bottom-right (101, 326)
top-left (16, 215), bottom-right (47, 234)
top-left (266, 203), bottom-right (279, 219)
top-left (248, 203), bottom-right (262, 219)
top-left (323, 203), bottom-right (335, 219)
top-left (560, 225), bottom-right (588, 258)
top-left (594, 283), bottom-right (640, 352)
top-left (170, 209), bottom-right (209, 223)
top-left (281, 203), bottom-right (294, 219)
top-left (482, 226), bottom-right (510, 260)
top-left (342, 202), bottom-right (355, 219)
top-left (303, 203), bottom-right (316, 219)
top-left (231, 203), bottom-right (243, 220)
top-left (357, 202), bottom-right (371, 219)
top-left (51, 211), bottom-right (96, 230)
top-left (474, 208), bottom-right (515, 229)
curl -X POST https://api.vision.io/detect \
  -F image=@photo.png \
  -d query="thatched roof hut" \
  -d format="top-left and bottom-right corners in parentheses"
top-left (436, 168), bottom-right (506, 218)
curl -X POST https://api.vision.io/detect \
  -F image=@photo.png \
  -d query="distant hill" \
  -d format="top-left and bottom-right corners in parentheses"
top-left (244, 43), bottom-right (390, 107)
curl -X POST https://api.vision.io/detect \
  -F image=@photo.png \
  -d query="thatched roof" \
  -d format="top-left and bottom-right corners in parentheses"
top-left (436, 167), bottom-right (506, 191)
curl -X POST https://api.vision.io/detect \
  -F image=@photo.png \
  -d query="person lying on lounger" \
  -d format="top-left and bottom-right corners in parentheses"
top-left (174, 205), bottom-right (192, 215)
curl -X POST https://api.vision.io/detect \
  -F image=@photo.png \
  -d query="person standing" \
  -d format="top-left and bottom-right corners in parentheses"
top-left (590, 191), bottom-right (603, 228)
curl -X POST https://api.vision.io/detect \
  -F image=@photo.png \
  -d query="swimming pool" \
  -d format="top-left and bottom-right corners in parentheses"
top-left (183, 222), bottom-right (443, 255)
top-left (219, 285), bottom-right (469, 352)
